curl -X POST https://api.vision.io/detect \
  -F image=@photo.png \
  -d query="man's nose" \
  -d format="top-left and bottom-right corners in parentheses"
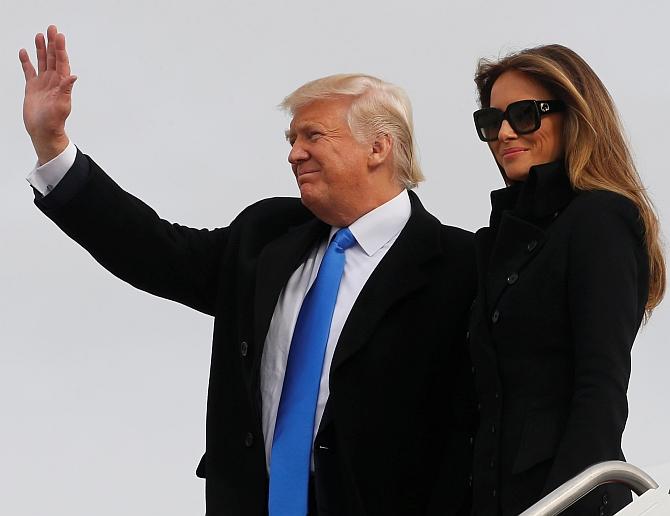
top-left (498, 119), bottom-right (517, 141)
top-left (288, 141), bottom-right (309, 165)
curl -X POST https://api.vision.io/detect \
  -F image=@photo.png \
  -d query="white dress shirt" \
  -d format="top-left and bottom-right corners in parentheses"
top-left (26, 140), bottom-right (77, 196)
top-left (27, 144), bottom-right (412, 470)
top-left (260, 190), bottom-right (410, 468)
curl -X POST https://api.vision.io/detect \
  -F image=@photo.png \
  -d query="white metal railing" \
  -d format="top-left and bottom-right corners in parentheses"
top-left (518, 461), bottom-right (660, 516)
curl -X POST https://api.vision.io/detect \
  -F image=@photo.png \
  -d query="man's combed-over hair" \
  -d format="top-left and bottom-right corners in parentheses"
top-left (280, 74), bottom-right (424, 189)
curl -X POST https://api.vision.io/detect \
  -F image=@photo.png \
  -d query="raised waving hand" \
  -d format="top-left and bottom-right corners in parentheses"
top-left (19, 25), bottom-right (77, 165)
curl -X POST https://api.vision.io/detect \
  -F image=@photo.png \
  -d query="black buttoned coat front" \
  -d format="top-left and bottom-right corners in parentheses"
top-left (35, 150), bottom-right (478, 516)
top-left (468, 162), bottom-right (649, 516)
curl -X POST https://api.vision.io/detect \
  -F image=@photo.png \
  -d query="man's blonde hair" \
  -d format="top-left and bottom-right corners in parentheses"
top-left (281, 74), bottom-right (424, 189)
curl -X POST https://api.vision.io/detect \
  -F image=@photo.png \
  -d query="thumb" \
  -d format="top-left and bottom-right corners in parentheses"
top-left (60, 75), bottom-right (77, 95)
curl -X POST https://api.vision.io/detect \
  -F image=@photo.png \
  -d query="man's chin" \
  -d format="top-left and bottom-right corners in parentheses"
top-left (298, 188), bottom-right (319, 213)
top-left (298, 183), bottom-right (321, 205)
top-left (299, 191), bottom-right (339, 225)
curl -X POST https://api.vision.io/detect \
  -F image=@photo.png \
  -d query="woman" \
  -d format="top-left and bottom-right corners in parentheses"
top-left (468, 44), bottom-right (665, 516)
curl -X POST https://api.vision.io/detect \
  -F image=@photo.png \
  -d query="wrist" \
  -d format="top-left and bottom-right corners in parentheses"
top-left (32, 134), bottom-right (70, 166)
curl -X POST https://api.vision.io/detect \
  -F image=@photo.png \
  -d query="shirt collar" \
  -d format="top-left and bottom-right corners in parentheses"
top-left (329, 189), bottom-right (411, 257)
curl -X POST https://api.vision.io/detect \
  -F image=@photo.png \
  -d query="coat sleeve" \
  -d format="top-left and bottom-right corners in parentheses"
top-left (35, 149), bottom-right (230, 316)
top-left (542, 191), bottom-right (649, 495)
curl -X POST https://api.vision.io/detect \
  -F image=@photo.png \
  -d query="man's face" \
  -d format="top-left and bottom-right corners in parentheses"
top-left (286, 97), bottom-right (372, 226)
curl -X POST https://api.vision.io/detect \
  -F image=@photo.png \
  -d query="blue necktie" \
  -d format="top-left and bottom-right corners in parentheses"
top-left (269, 227), bottom-right (357, 516)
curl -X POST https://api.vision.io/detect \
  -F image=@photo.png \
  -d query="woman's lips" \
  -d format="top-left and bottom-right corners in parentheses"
top-left (502, 148), bottom-right (527, 159)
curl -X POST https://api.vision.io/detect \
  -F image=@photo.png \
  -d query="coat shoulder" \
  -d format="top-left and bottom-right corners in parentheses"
top-left (439, 224), bottom-right (476, 255)
top-left (567, 189), bottom-right (643, 239)
top-left (408, 190), bottom-right (474, 249)
top-left (570, 189), bottom-right (639, 219)
top-left (230, 196), bottom-right (313, 229)
top-left (436, 225), bottom-right (476, 284)
top-left (442, 224), bottom-right (475, 239)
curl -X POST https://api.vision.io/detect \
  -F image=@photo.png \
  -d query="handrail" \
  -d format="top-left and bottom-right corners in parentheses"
top-left (518, 461), bottom-right (659, 516)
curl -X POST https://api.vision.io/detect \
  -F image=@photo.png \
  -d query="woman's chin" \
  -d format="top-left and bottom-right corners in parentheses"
top-left (503, 164), bottom-right (531, 182)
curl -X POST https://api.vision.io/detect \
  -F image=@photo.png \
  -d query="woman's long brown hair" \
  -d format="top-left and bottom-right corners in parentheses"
top-left (475, 44), bottom-right (665, 317)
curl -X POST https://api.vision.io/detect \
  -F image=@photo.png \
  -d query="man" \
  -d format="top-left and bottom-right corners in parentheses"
top-left (20, 26), bottom-right (476, 516)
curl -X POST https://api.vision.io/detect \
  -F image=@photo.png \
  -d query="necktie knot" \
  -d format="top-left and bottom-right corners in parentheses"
top-left (331, 227), bottom-right (356, 253)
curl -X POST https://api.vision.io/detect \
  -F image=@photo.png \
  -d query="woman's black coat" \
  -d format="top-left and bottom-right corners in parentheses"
top-left (468, 162), bottom-right (649, 516)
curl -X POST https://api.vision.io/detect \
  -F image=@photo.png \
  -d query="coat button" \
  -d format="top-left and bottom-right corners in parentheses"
top-left (491, 310), bottom-right (500, 323)
top-left (491, 424), bottom-right (496, 433)
top-left (527, 240), bottom-right (538, 252)
top-left (489, 458), bottom-right (496, 469)
top-left (492, 488), bottom-right (497, 497)
top-left (240, 341), bottom-right (248, 357)
top-left (468, 436), bottom-right (474, 445)
top-left (244, 432), bottom-right (254, 447)
top-left (506, 272), bottom-right (519, 285)
top-left (494, 392), bottom-right (500, 399)
top-left (602, 494), bottom-right (608, 505)
top-left (599, 507), bottom-right (606, 516)
top-left (467, 474), bottom-right (473, 487)
top-left (465, 331), bottom-right (470, 341)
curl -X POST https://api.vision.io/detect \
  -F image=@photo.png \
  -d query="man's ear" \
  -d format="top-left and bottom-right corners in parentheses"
top-left (368, 133), bottom-right (392, 169)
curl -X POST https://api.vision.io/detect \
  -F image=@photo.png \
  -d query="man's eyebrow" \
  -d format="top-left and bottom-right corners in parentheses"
top-left (285, 122), bottom-right (327, 141)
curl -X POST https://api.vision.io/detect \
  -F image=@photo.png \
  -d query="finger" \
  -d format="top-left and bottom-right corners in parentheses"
top-left (19, 48), bottom-right (37, 81)
top-left (55, 32), bottom-right (71, 77)
top-left (35, 33), bottom-right (46, 73)
top-left (46, 25), bottom-right (57, 71)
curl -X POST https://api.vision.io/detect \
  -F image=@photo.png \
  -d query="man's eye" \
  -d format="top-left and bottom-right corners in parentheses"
top-left (309, 132), bottom-right (322, 141)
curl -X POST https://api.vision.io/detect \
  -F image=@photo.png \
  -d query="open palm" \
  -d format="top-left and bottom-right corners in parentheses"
top-left (19, 25), bottom-right (77, 163)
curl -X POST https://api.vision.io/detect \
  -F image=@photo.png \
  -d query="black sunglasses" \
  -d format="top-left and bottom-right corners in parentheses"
top-left (473, 99), bottom-right (565, 142)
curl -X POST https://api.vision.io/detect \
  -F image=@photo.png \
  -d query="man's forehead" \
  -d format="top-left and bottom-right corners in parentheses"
top-left (289, 98), bottom-right (350, 131)
top-left (288, 117), bottom-right (325, 134)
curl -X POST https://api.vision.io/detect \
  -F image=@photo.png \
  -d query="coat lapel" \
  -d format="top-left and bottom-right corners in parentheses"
top-left (485, 214), bottom-right (546, 310)
top-left (330, 191), bottom-right (441, 372)
top-left (474, 226), bottom-right (495, 306)
top-left (251, 217), bottom-right (329, 388)
top-left (483, 161), bottom-right (574, 312)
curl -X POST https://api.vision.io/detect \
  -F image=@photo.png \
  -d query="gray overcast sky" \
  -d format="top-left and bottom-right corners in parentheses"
top-left (2, 1), bottom-right (669, 514)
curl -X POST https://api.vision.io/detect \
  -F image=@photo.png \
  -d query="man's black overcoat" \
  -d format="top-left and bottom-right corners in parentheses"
top-left (35, 150), bottom-right (478, 516)
top-left (468, 162), bottom-right (649, 516)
